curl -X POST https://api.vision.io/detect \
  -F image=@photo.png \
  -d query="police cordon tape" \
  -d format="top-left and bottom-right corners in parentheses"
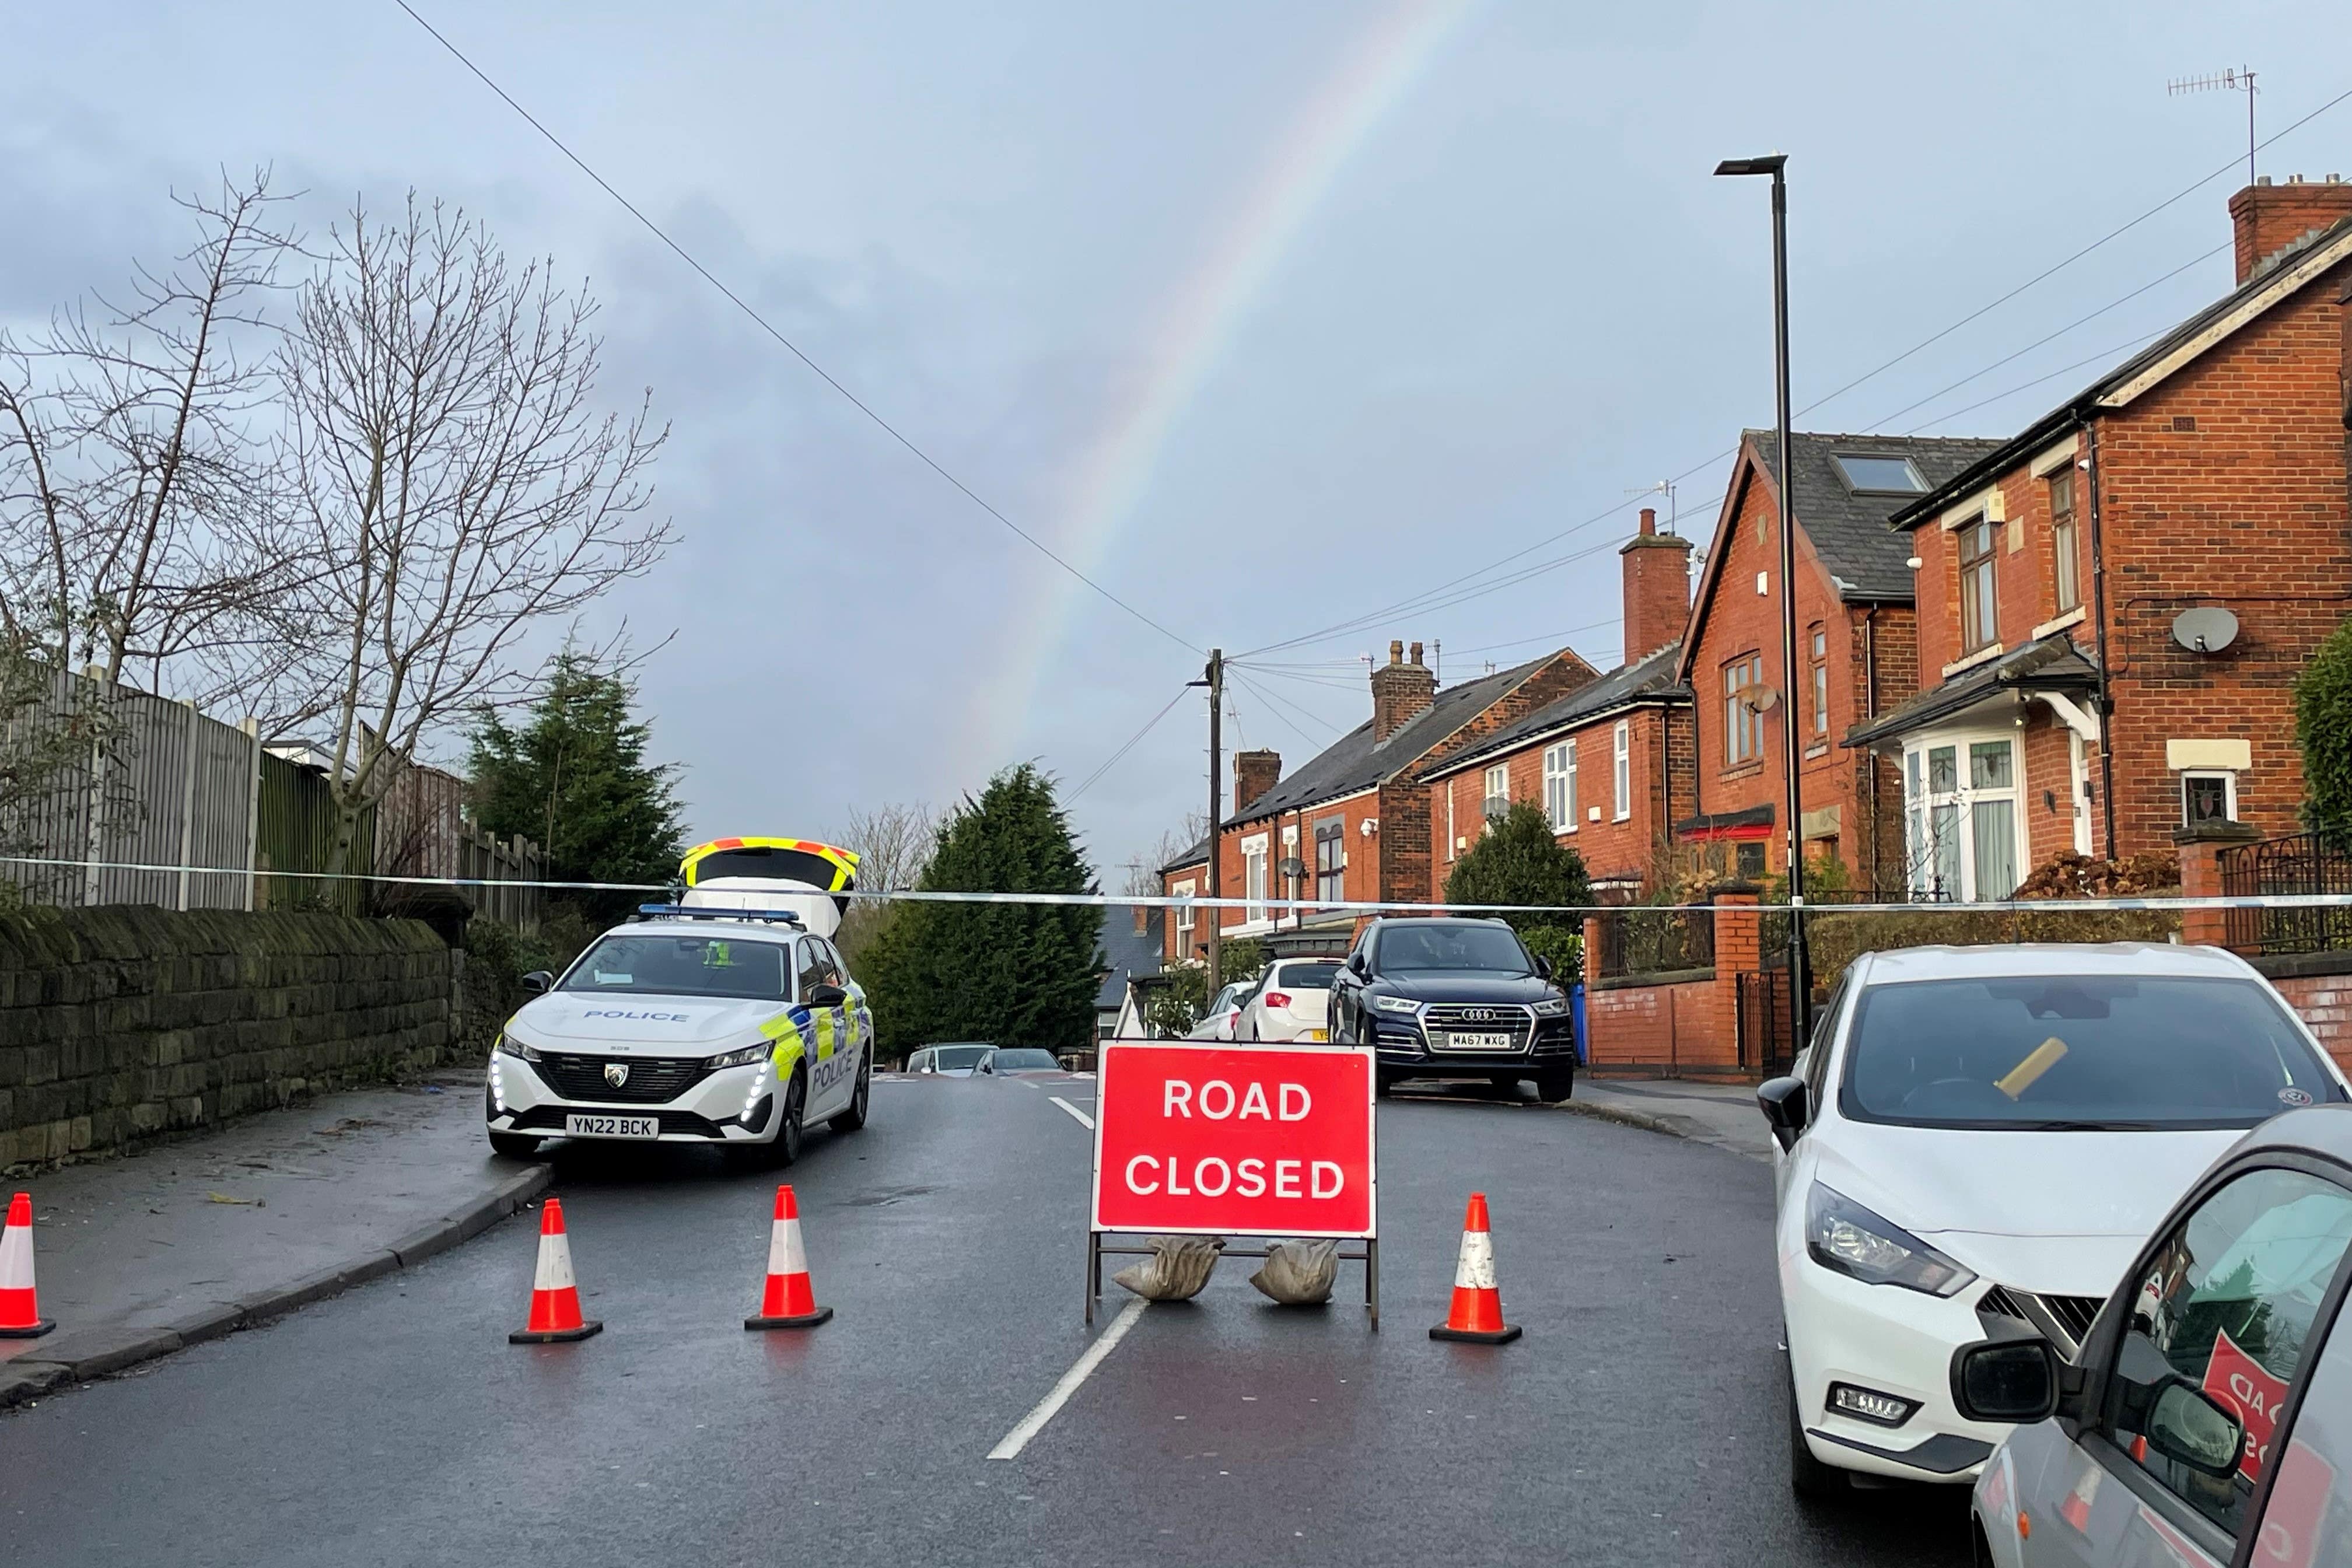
top-left (3, 852), bottom-right (2347, 916)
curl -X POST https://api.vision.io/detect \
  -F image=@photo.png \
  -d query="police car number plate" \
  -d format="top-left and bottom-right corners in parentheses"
top-left (565, 1113), bottom-right (658, 1139)
top-left (1438, 1031), bottom-right (1514, 1050)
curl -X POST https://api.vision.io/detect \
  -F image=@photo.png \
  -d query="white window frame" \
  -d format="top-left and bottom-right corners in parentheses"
top-left (1544, 740), bottom-right (1577, 832)
top-left (1240, 834), bottom-right (1269, 926)
top-left (1900, 728), bottom-right (2025, 900)
top-left (1446, 783), bottom-right (1457, 861)
top-left (1612, 720), bottom-right (1631, 821)
top-left (1172, 878), bottom-right (1195, 947)
top-left (1482, 763), bottom-right (1509, 824)
top-left (2180, 769), bottom-right (2238, 827)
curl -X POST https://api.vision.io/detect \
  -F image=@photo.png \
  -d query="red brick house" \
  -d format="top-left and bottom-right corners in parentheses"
top-left (1420, 509), bottom-right (1695, 899)
top-left (1851, 178), bottom-right (2352, 890)
top-left (1676, 430), bottom-right (2006, 885)
top-left (1191, 641), bottom-right (1598, 952)
top-left (1157, 837), bottom-right (1211, 964)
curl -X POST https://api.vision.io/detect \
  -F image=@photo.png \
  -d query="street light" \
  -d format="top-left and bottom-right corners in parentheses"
top-left (1714, 151), bottom-right (1811, 1049)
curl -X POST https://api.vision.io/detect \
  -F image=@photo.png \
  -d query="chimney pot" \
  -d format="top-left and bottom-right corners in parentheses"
top-left (1388, 639), bottom-right (1404, 666)
top-left (1639, 506), bottom-right (1656, 536)
top-left (1409, 640), bottom-right (1424, 666)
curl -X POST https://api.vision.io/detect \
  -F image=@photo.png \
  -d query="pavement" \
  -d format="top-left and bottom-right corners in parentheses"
top-left (0, 1069), bottom-right (548, 1407)
top-left (1564, 1076), bottom-right (1777, 1163)
top-left (0, 1069), bottom-right (1968, 1567)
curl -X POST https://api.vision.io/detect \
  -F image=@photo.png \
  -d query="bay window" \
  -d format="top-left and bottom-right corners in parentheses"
top-left (1902, 732), bottom-right (2022, 900)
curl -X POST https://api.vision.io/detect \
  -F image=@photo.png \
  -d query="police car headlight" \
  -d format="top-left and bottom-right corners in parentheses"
top-left (494, 1032), bottom-right (541, 1062)
top-left (708, 1042), bottom-right (773, 1070)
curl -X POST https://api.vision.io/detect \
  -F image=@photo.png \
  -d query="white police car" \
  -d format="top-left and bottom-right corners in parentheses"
top-left (485, 838), bottom-right (873, 1164)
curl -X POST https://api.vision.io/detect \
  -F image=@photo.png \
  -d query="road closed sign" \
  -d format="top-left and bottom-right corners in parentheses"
top-left (1092, 1042), bottom-right (1376, 1238)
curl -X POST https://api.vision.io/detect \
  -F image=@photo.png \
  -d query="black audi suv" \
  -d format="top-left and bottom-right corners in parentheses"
top-left (1328, 916), bottom-right (1576, 1101)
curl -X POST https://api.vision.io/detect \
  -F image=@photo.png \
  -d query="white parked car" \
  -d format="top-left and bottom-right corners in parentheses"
top-left (1236, 958), bottom-right (1339, 1042)
top-left (1186, 981), bottom-right (1250, 1041)
top-left (1757, 943), bottom-right (2351, 1499)
top-left (907, 1043), bottom-right (993, 1077)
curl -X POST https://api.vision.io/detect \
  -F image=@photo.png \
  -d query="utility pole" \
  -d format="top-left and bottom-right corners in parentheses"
top-left (1205, 649), bottom-right (1224, 993)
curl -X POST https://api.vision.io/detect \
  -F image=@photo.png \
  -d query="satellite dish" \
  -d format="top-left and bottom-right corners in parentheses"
top-left (1735, 683), bottom-right (1780, 713)
top-left (1276, 857), bottom-right (1308, 880)
top-left (2171, 606), bottom-right (2239, 654)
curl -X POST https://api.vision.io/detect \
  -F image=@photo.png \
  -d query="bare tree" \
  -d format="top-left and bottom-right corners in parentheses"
top-left (0, 169), bottom-right (302, 711)
top-left (839, 800), bottom-right (940, 894)
top-left (278, 194), bottom-right (670, 873)
top-left (1122, 811), bottom-right (1209, 898)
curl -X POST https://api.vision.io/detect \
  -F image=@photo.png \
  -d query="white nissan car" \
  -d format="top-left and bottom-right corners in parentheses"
top-left (1760, 943), bottom-right (2350, 1499)
top-left (485, 909), bottom-right (872, 1166)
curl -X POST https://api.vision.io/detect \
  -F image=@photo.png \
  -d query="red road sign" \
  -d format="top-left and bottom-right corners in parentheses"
top-left (1091, 1042), bottom-right (1376, 1238)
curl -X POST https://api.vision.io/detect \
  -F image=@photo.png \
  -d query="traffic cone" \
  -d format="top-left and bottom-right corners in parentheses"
top-left (744, 1184), bottom-right (832, 1331)
top-left (509, 1196), bottom-right (601, 1344)
top-left (1429, 1192), bottom-right (1521, 1345)
top-left (0, 1192), bottom-right (54, 1339)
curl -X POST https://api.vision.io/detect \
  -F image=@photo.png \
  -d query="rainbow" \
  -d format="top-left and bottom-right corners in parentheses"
top-left (971, 0), bottom-right (1481, 774)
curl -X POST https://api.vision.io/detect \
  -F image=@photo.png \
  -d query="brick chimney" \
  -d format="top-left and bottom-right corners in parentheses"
top-left (1619, 507), bottom-right (1694, 663)
top-left (2230, 174), bottom-right (2352, 284)
top-left (1234, 749), bottom-right (1282, 813)
top-left (1370, 639), bottom-right (1437, 742)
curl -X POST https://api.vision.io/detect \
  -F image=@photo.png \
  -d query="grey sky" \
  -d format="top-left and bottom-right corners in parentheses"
top-left (5, 2), bottom-right (2347, 884)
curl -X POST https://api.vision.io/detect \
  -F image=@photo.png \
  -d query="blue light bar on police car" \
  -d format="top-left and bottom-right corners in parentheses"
top-left (632, 904), bottom-right (806, 926)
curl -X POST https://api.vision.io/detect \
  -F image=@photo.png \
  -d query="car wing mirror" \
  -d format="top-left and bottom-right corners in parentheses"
top-left (1948, 1338), bottom-right (2060, 1426)
top-left (1755, 1075), bottom-right (1809, 1150)
top-left (1534, 954), bottom-right (1553, 979)
top-left (1346, 952), bottom-right (1368, 977)
top-left (520, 970), bottom-right (554, 996)
top-left (2143, 1376), bottom-right (2246, 1478)
top-left (805, 983), bottom-right (848, 1007)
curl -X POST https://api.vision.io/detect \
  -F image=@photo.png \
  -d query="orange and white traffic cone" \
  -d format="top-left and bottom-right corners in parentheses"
top-left (509, 1196), bottom-right (601, 1344)
top-left (744, 1184), bottom-right (832, 1331)
top-left (0, 1192), bottom-right (54, 1339)
top-left (1429, 1192), bottom-right (1520, 1345)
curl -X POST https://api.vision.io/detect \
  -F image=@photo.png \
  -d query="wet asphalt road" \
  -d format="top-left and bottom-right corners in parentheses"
top-left (1, 1076), bottom-right (1971, 1566)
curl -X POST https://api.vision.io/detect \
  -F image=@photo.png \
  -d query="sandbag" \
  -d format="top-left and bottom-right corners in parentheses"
top-left (1111, 1236), bottom-right (1224, 1301)
top-left (1248, 1238), bottom-right (1339, 1306)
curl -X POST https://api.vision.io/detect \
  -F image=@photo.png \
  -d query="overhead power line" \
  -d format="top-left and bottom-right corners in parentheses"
top-left (394, 1), bottom-right (1199, 657)
top-left (1068, 684), bottom-right (1194, 800)
top-left (1239, 81), bottom-right (2352, 666)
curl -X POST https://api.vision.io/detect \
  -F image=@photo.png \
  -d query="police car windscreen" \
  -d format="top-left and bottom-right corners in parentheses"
top-left (562, 936), bottom-right (790, 1000)
top-left (694, 846), bottom-right (844, 890)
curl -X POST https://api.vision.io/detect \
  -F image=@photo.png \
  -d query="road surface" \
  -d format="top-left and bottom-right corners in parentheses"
top-left (0, 1074), bottom-right (1971, 1566)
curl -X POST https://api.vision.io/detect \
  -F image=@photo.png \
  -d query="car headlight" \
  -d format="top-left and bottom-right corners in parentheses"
top-left (1806, 1182), bottom-right (1977, 1297)
top-left (494, 1032), bottom-right (541, 1062)
top-left (1371, 995), bottom-right (1421, 1014)
top-left (708, 1042), bottom-right (774, 1070)
top-left (1532, 996), bottom-right (1570, 1017)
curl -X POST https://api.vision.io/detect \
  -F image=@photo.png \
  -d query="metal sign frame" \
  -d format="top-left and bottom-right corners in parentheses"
top-left (1086, 1040), bottom-right (1378, 1328)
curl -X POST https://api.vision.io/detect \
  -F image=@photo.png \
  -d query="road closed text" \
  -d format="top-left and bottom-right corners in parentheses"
top-left (1093, 1042), bottom-right (1376, 1238)
top-left (1122, 1153), bottom-right (1346, 1200)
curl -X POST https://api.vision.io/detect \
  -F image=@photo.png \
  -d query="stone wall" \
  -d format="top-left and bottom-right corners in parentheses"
top-left (0, 906), bottom-right (463, 1168)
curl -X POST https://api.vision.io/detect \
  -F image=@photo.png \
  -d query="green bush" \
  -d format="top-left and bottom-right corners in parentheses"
top-left (1805, 905), bottom-right (2180, 986)
top-left (1444, 800), bottom-right (1590, 929)
top-left (2300, 616), bottom-right (2352, 834)
top-left (1518, 923), bottom-right (1582, 982)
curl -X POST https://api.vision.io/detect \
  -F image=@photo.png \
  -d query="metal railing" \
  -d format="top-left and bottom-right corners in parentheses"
top-left (2220, 832), bottom-right (2352, 955)
top-left (1591, 906), bottom-right (1715, 979)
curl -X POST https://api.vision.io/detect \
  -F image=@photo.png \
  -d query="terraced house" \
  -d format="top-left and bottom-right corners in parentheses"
top-left (1852, 177), bottom-right (2352, 891)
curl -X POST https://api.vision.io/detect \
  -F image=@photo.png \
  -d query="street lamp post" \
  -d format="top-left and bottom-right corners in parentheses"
top-left (1714, 152), bottom-right (1812, 1049)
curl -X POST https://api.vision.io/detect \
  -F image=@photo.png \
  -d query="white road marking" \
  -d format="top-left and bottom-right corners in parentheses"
top-left (1049, 1096), bottom-right (1095, 1130)
top-left (986, 1298), bottom-right (1146, 1460)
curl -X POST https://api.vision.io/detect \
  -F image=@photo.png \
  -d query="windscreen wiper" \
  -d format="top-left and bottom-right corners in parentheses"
top-left (2016, 1119), bottom-right (2157, 1131)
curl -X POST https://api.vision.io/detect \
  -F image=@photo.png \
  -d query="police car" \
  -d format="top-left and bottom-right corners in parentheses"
top-left (485, 839), bottom-right (873, 1166)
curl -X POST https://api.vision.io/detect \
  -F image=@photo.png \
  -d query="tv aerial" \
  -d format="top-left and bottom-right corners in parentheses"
top-left (2169, 67), bottom-right (2258, 187)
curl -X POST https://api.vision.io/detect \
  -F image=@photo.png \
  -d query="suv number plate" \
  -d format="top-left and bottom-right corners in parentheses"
top-left (1438, 1031), bottom-right (1514, 1051)
top-left (565, 1113), bottom-right (658, 1139)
